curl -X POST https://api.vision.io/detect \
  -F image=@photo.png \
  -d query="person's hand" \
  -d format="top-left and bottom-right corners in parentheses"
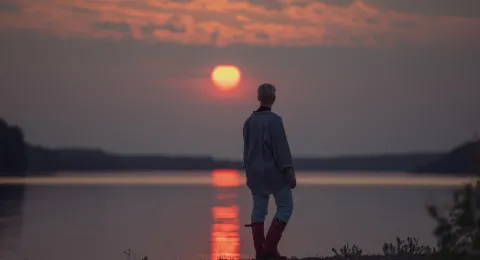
top-left (285, 168), bottom-right (297, 189)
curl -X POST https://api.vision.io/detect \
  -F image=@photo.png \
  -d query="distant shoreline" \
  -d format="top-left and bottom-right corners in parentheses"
top-left (26, 145), bottom-right (446, 175)
top-left (25, 140), bottom-right (479, 176)
top-left (2, 118), bottom-right (479, 177)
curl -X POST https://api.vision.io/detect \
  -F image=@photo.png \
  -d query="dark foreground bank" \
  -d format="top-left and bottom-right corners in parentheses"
top-left (296, 256), bottom-right (477, 260)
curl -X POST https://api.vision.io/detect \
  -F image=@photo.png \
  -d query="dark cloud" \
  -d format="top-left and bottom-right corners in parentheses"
top-left (158, 23), bottom-right (186, 34)
top-left (141, 24), bottom-right (157, 35)
top-left (116, 1), bottom-right (161, 12)
top-left (293, 0), bottom-right (354, 8)
top-left (210, 29), bottom-right (220, 44)
top-left (255, 32), bottom-right (269, 39)
top-left (141, 16), bottom-right (187, 36)
top-left (69, 6), bottom-right (98, 14)
top-left (0, 3), bottom-right (21, 13)
top-left (160, 15), bottom-right (187, 34)
top-left (247, 0), bottom-right (284, 10)
top-left (350, 17), bottom-right (379, 25)
top-left (93, 22), bottom-right (131, 34)
top-left (391, 20), bottom-right (417, 29)
top-left (314, 0), bottom-right (354, 7)
top-left (364, 0), bottom-right (480, 18)
top-left (365, 18), bottom-right (379, 25)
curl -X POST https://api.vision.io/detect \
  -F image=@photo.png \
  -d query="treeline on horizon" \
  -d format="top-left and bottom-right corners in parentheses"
top-left (1, 117), bottom-right (479, 176)
top-left (0, 119), bottom-right (28, 177)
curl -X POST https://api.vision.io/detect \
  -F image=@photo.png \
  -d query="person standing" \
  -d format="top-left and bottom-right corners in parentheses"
top-left (243, 83), bottom-right (296, 259)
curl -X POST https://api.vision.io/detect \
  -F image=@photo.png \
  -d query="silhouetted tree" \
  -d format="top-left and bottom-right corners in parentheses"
top-left (427, 181), bottom-right (480, 257)
top-left (0, 118), bottom-right (28, 177)
top-left (473, 141), bottom-right (480, 174)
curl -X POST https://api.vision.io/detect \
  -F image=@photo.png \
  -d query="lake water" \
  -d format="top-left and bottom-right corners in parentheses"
top-left (0, 171), bottom-right (478, 260)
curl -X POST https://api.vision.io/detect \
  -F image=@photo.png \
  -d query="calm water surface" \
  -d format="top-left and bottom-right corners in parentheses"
top-left (0, 171), bottom-right (477, 260)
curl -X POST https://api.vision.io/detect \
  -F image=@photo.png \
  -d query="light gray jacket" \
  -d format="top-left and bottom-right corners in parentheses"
top-left (243, 110), bottom-right (294, 194)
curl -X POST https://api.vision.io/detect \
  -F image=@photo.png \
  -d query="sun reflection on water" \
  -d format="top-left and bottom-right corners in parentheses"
top-left (211, 170), bottom-right (241, 260)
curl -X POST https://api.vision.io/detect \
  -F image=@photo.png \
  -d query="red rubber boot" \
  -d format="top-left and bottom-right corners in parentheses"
top-left (264, 218), bottom-right (288, 260)
top-left (245, 223), bottom-right (266, 259)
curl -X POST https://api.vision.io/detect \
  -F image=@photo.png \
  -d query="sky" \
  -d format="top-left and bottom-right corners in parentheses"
top-left (1, 0), bottom-right (479, 159)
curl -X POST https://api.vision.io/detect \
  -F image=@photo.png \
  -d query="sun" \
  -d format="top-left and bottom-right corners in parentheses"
top-left (211, 65), bottom-right (241, 91)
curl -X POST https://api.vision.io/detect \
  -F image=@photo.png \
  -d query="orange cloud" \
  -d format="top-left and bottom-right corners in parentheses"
top-left (0, 0), bottom-right (479, 47)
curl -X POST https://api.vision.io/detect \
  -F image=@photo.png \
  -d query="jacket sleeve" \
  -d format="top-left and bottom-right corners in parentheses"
top-left (242, 119), bottom-right (249, 170)
top-left (270, 117), bottom-right (293, 173)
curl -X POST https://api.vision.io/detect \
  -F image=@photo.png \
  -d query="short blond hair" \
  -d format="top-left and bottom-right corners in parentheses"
top-left (257, 83), bottom-right (276, 104)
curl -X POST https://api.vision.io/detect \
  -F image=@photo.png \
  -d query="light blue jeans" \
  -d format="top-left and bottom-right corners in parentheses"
top-left (251, 186), bottom-right (294, 223)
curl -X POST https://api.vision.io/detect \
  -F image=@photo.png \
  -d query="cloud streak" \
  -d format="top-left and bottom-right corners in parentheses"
top-left (0, 0), bottom-right (479, 46)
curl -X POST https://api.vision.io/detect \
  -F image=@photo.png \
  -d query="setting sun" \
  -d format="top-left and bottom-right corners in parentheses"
top-left (211, 65), bottom-right (241, 91)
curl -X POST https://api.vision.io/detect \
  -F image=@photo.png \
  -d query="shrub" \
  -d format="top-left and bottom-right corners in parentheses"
top-left (427, 180), bottom-right (480, 255)
top-left (382, 236), bottom-right (435, 258)
top-left (331, 243), bottom-right (363, 259)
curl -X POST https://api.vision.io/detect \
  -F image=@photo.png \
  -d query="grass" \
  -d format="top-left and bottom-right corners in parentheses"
top-left (211, 236), bottom-right (477, 260)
